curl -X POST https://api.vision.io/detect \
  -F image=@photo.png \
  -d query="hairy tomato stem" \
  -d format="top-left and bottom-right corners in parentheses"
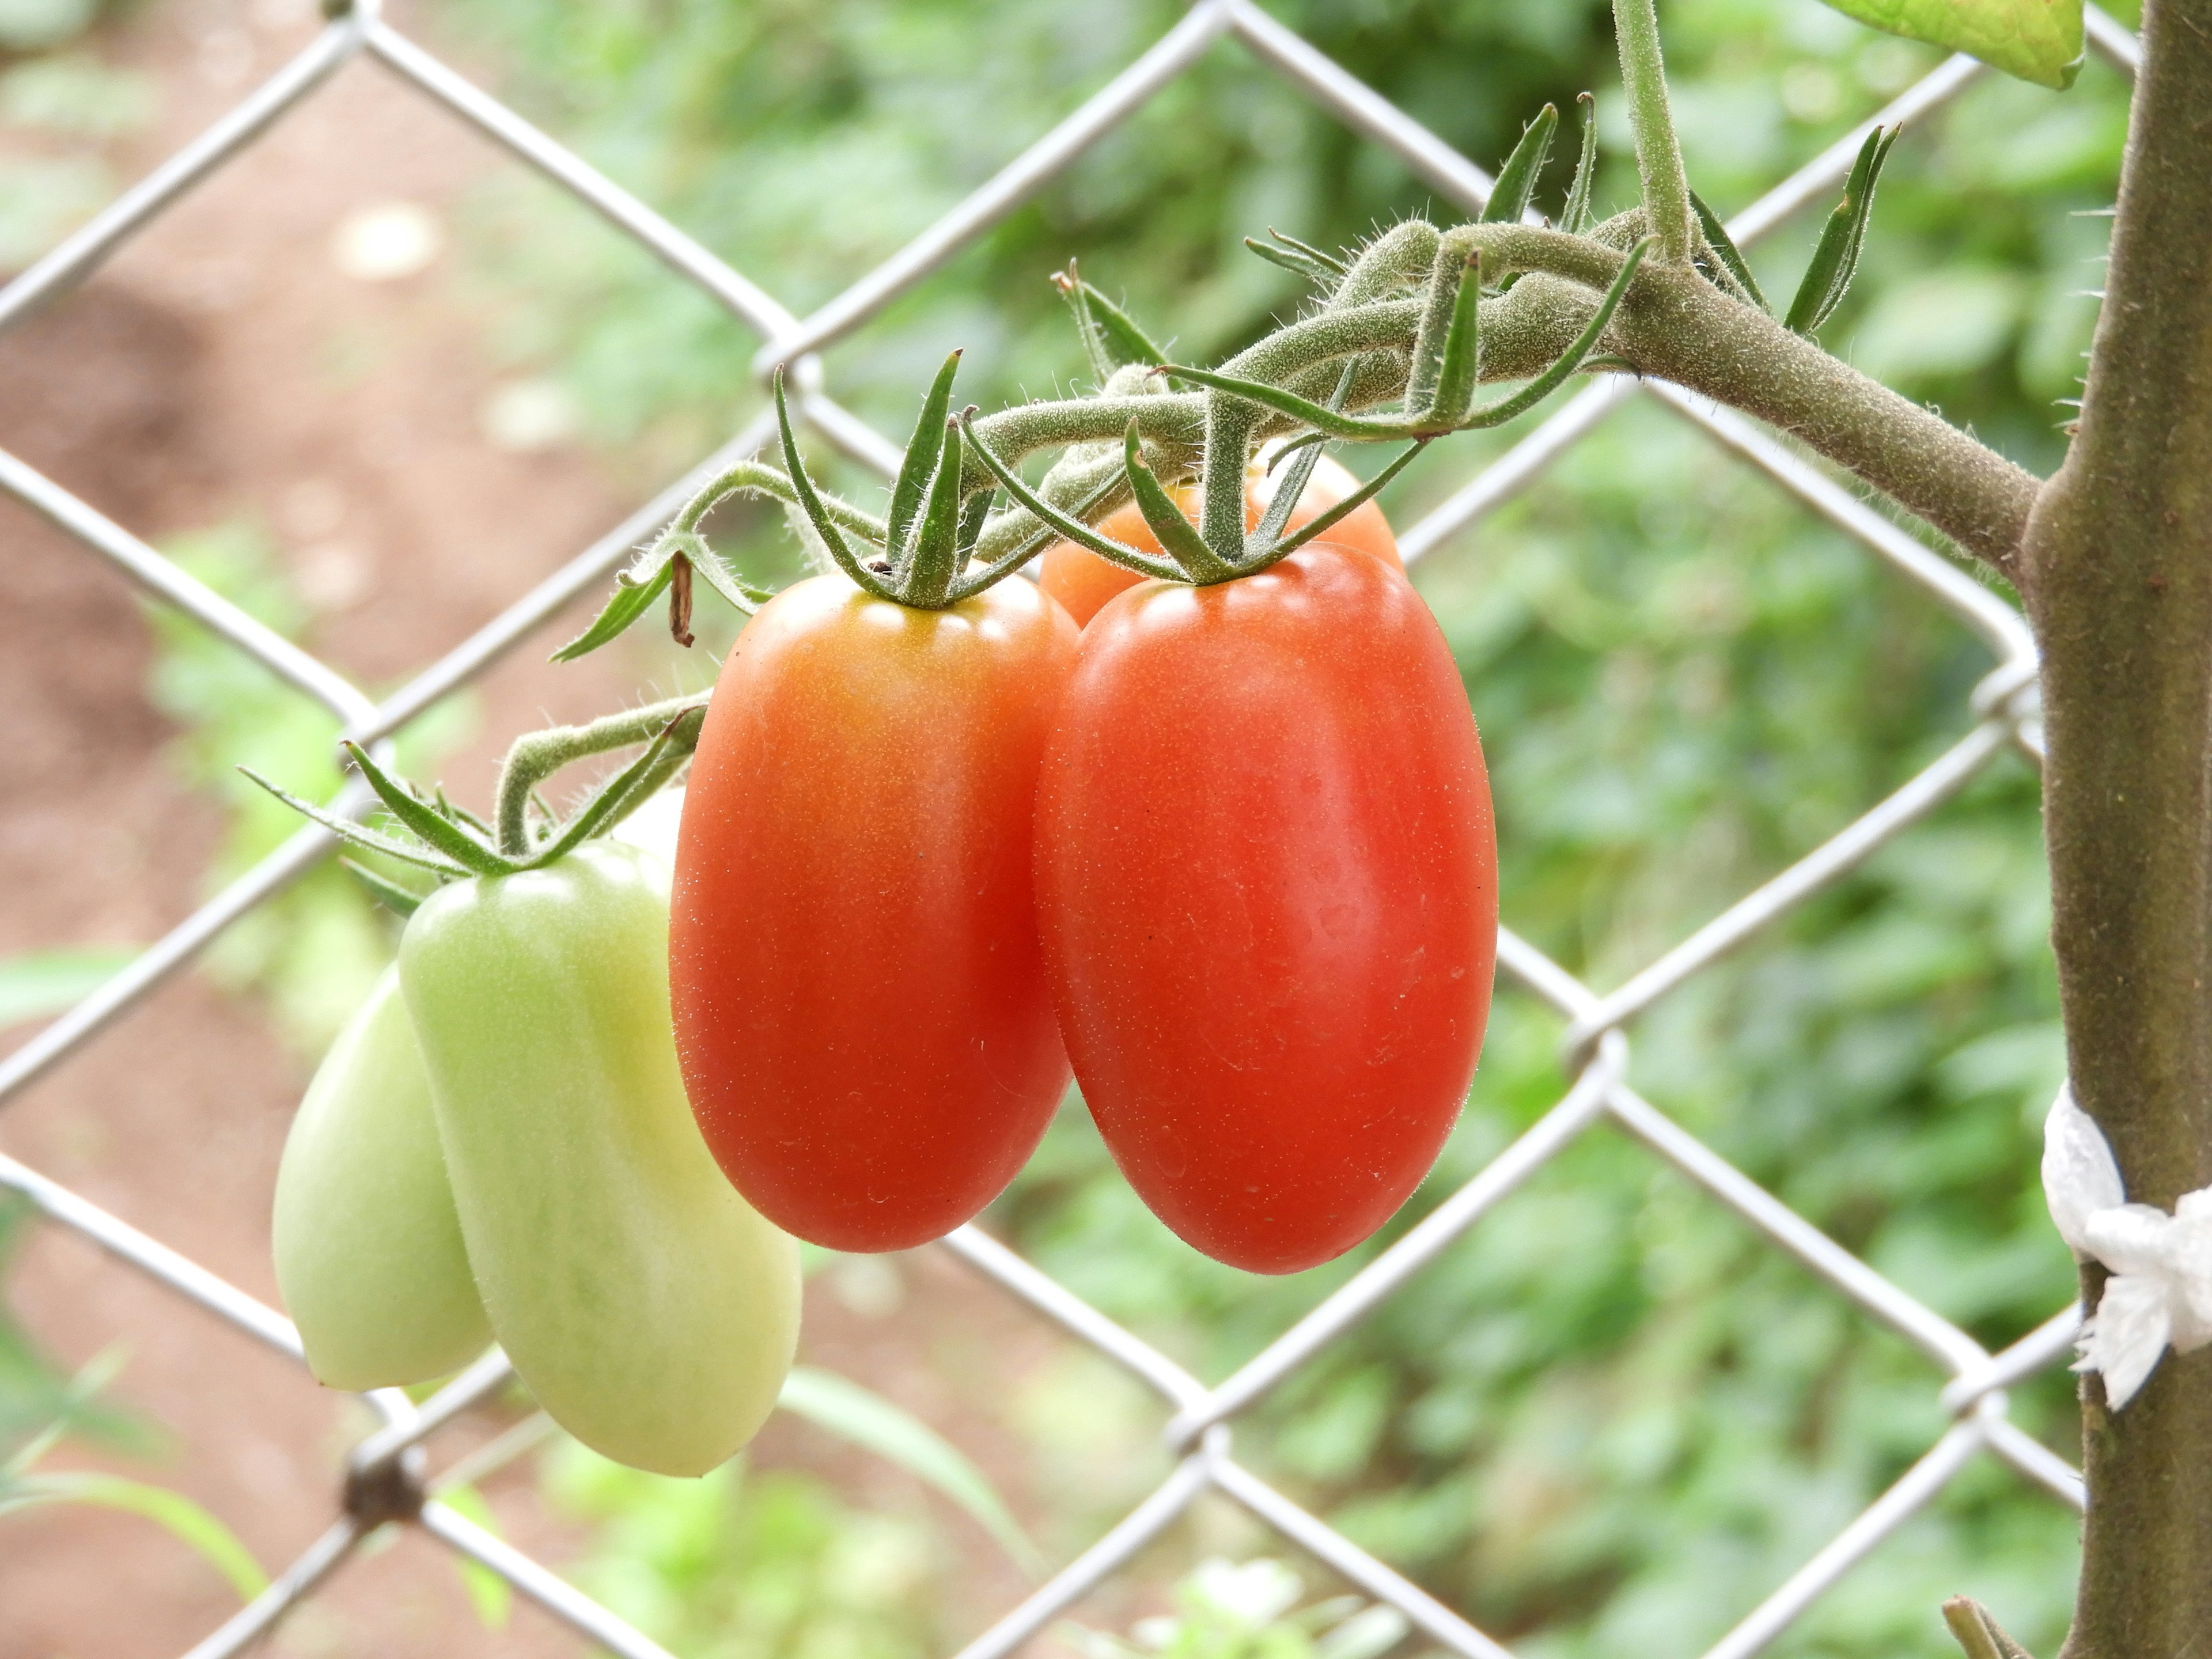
top-left (1612, 0), bottom-right (1694, 263)
top-left (493, 694), bottom-right (709, 858)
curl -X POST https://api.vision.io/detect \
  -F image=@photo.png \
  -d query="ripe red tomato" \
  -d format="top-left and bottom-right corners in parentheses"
top-left (1035, 547), bottom-right (1497, 1274)
top-left (1039, 451), bottom-right (1402, 627)
top-left (672, 574), bottom-right (1080, 1252)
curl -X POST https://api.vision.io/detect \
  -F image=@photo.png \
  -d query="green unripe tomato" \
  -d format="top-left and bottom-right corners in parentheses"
top-left (272, 968), bottom-right (493, 1390)
top-left (400, 840), bottom-right (799, 1476)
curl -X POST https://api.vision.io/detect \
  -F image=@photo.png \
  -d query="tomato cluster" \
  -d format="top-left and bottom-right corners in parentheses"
top-left (266, 436), bottom-right (1494, 1484)
top-left (672, 472), bottom-right (1496, 1275)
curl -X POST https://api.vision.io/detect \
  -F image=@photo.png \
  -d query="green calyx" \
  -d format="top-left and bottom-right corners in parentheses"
top-left (776, 357), bottom-right (1055, 612)
top-left (241, 695), bottom-right (709, 895)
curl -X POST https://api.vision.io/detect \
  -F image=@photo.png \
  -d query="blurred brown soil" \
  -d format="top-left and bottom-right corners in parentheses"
top-left (0, 1), bottom-right (1126, 1654)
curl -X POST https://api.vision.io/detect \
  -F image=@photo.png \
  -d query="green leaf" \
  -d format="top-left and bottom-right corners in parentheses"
top-left (1169, 238), bottom-right (1649, 441)
top-left (1264, 441), bottom-right (1427, 566)
top-left (899, 416), bottom-right (969, 607)
top-left (1248, 363), bottom-right (1350, 551)
top-left (519, 709), bottom-right (704, 868)
top-left (234, 766), bottom-right (476, 880)
top-left (1122, 420), bottom-right (1234, 581)
top-left (1426, 254), bottom-right (1485, 424)
top-left (340, 858), bottom-right (427, 918)
top-left (438, 1484), bottom-right (513, 1629)
top-left (6, 1472), bottom-right (267, 1601)
top-left (682, 543), bottom-right (769, 618)
top-left (1244, 237), bottom-right (1338, 286)
top-left (886, 350), bottom-right (963, 567)
top-left (1562, 92), bottom-right (1598, 233)
top-left (945, 468), bottom-right (1128, 604)
top-left (340, 744), bottom-right (516, 878)
top-left (1456, 236), bottom-right (1652, 428)
top-left (1943, 1596), bottom-right (2037, 1659)
top-left (1482, 103), bottom-right (1558, 224)
top-left (777, 1366), bottom-right (1041, 1575)
top-left (1266, 229), bottom-right (1346, 276)
top-left (774, 370), bottom-right (901, 603)
top-left (1785, 126), bottom-right (1900, 336)
top-left (1690, 189), bottom-right (1767, 312)
top-left (0, 948), bottom-right (135, 1027)
top-left (551, 559), bottom-right (670, 663)
top-left (1816, 0), bottom-right (2081, 89)
top-left (1048, 274), bottom-right (1168, 372)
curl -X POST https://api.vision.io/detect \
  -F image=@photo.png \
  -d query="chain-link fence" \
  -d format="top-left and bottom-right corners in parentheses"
top-left (0, 3), bottom-right (2149, 1655)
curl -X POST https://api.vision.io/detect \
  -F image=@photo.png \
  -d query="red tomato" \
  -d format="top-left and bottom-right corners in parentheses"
top-left (1035, 547), bottom-right (1497, 1274)
top-left (672, 574), bottom-right (1079, 1251)
top-left (1039, 451), bottom-right (1402, 627)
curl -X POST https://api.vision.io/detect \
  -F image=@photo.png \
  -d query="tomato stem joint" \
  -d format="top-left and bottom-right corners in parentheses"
top-left (240, 695), bottom-right (707, 895)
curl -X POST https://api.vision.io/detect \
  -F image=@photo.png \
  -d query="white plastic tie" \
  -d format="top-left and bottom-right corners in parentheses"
top-left (2041, 1086), bottom-right (2212, 1409)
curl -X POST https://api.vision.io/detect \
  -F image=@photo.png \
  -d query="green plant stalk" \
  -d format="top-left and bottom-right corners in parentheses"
top-left (960, 218), bottom-right (2035, 573)
top-left (493, 694), bottom-right (707, 858)
top-left (1612, 0), bottom-right (1693, 263)
top-left (2016, 2), bottom-right (2212, 1653)
top-left (1525, 232), bottom-right (2041, 574)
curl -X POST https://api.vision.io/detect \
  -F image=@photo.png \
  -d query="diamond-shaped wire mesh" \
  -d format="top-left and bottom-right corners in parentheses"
top-left (0, 3), bottom-right (2148, 1655)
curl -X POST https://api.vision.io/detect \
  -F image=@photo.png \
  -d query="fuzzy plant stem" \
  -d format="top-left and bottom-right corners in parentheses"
top-left (2016, 1), bottom-right (2212, 1652)
top-left (493, 694), bottom-right (709, 858)
top-left (1612, 0), bottom-right (1694, 263)
top-left (1494, 234), bottom-right (2043, 573)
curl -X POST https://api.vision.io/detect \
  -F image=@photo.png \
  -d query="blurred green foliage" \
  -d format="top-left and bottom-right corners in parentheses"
top-left (143, 522), bottom-right (473, 1052)
top-left (543, 1438), bottom-right (945, 1659)
top-left (0, 1195), bottom-right (270, 1604)
top-left (427, 0), bottom-right (2130, 1652)
top-left (0, 0), bottom-right (156, 268)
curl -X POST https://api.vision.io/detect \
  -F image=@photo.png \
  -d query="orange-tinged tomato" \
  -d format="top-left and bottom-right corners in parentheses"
top-left (1039, 451), bottom-right (1400, 626)
top-left (672, 573), bottom-right (1080, 1252)
top-left (1035, 544), bottom-right (1497, 1274)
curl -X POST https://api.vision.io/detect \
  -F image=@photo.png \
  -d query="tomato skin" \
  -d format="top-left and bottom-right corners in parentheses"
top-left (402, 842), bottom-right (799, 1476)
top-left (272, 968), bottom-right (490, 1390)
top-left (1039, 453), bottom-right (1401, 627)
top-left (672, 574), bottom-right (1079, 1252)
top-left (1035, 548), bottom-right (1497, 1274)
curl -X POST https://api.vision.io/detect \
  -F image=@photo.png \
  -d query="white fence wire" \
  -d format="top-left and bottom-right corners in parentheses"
top-left (0, 2), bottom-right (2147, 1654)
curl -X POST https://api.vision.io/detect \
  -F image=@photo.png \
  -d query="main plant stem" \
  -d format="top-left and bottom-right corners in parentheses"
top-left (2018, 1), bottom-right (2212, 1653)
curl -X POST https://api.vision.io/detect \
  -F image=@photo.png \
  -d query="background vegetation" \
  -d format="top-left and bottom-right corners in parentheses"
top-left (2, 0), bottom-right (2141, 1653)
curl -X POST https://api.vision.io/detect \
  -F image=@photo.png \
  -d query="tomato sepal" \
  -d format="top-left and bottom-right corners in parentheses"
top-left (884, 349), bottom-right (964, 563)
top-left (1120, 419), bottom-right (1239, 584)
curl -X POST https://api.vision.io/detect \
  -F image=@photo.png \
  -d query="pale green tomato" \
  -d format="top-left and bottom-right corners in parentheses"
top-left (609, 784), bottom-right (683, 881)
top-left (399, 840), bottom-right (798, 1476)
top-left (272, 968), bottom-right (491, 1390)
